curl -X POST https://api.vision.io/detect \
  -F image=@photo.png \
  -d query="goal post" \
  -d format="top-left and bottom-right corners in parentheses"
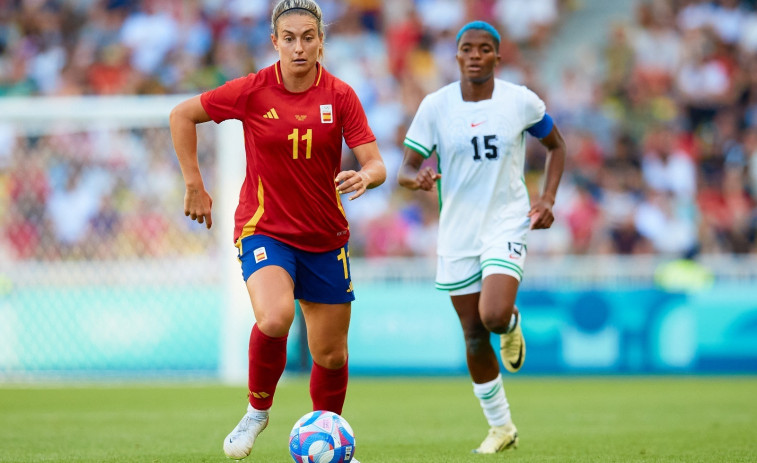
top-left (215, 119), bottom-right (253, 384)
top-left (0, 95), bottom-right (250, 382)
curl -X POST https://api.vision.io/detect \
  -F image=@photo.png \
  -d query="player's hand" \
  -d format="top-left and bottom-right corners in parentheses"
top-left (184, 186), bottom-right (213, 229)
top-left (335, 170), bottom-right (370, 201)
top-left (528, 198), bottom-right (554, 230)
top-left (413, 166), bottom-right (441, 191)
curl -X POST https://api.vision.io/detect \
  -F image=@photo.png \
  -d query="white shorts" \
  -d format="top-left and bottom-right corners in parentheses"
top-left (435, 242), bottom-right (527, 296)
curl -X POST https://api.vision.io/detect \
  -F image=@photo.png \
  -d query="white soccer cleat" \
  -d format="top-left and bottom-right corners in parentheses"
top-left (223, 404), bottom-right (269, 460)
top-left (472, 422), bottom-right (518, 454)
top-left (500, 313), bottom-right (526, 373)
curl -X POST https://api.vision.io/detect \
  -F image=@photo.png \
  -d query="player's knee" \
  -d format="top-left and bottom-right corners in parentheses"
top-left (312, 348), bottom-right (348, 369)
top-left (480, 306), bottom-right (514, 334)
top-left (464, 332), bottom-right (490, 356)
top-left (256, 316), bottom-right (293, 338)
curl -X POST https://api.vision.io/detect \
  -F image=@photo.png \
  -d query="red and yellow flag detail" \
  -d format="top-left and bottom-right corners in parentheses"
top-left (254, 246), bottom-right (267, 263)
top-left (320, 104), bottom-right (333, 123)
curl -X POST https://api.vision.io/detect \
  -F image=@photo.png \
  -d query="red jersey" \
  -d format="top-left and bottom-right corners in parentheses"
top-left (200, 62), bottom-right (376, 252)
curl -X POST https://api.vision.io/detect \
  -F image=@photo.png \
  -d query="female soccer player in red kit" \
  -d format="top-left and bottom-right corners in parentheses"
top-left (169, 0), bottom-right (385, 459)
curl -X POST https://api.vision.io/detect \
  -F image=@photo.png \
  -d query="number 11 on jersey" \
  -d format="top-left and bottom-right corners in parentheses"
top-left (288, 128), bottom-right (313, 159)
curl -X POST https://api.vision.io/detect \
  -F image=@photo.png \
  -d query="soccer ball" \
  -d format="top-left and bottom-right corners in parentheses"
top-left (288, 410), bottom-right (356, 463)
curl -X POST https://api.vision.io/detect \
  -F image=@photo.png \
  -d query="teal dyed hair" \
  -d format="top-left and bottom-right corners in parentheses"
top-left (455, 21), bottom-right (501, 47)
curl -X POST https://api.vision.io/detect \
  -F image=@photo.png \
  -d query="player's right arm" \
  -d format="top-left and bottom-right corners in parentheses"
top-left (397, 146), bottom-right (441, 191)
top-left (398, 95), bottom-right (441, 191)
top-left (169, 95), bottom-right (214, 229)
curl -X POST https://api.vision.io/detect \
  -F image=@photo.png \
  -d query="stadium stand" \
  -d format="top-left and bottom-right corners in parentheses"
top-left (1, 0), bottom-right (756, 260)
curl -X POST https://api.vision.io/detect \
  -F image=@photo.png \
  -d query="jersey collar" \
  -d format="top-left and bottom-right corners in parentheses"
top-left (274, 61), bottom-right (323, 87)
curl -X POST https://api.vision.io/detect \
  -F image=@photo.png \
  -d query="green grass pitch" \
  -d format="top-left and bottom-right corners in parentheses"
top-left (1, 376), bottom-right (755, 462)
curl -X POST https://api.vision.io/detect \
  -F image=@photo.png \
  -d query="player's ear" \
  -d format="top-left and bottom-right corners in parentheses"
top-left (271, 33), bottom-right (279, 52)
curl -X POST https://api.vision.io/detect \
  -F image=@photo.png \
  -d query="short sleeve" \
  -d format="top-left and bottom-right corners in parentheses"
top-left (340, 86), bottom-right (376, 148)
top-left (200, 75), bottom-right (250, 123)
top-left (521, 86), bottom-right (547, 132)
top-left (404, 96), bottom-right (436, 159)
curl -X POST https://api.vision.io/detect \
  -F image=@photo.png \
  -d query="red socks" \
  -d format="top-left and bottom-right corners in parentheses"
top-left (247, 323), bottom-right (348, 414)
top-left (247, 324), bottom-right (288, 410)
top-left (310, 359), bottom-right (348, 415)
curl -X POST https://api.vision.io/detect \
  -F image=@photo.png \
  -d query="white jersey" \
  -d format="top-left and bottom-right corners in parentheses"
top-left (404, 79), bottom-right (547, 257)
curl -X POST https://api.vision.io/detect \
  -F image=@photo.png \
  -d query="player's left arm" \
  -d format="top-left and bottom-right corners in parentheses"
top-left (335, 141), bottom-right (386, 201)
top-left (529, 123), bottom-right (566, 230)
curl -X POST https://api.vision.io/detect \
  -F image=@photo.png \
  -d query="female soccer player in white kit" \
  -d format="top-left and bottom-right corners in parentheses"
top-left (398, 21), bottom-right (566, 454)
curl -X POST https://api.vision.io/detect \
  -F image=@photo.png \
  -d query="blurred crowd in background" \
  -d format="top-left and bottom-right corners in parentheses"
top-left (1, 0), bottom-right (757, 261)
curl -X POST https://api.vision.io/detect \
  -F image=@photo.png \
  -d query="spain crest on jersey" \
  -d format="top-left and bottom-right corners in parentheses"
top-left (320, 104), bottom-right (333, 124)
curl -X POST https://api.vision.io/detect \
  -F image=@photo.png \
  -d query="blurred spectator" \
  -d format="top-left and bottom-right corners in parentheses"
top-left (86, 44), bottom-right (136, 94)
top-left (597, 162), bottom-right (644, 254)
top-left (641, 125), bottom-right (697, 200)
top-left (46, 162), bottom-right (110, 250)
top-left (675, 31), bottom-right (737, 130)
top-left (564, 181), bottom-right (602, 254)
top-left (494, 0), bottom-right (559, 48)
top-left (119, 0), bottom-right (178, 76)
top-left (384, 4), bottom-right (423, 80)
top-left (634, 189), bottom-right (698, 257)
top-left (416, 0), bottom-right (464, 35)
top-left (603, 22), bottom-right (635, 100)
top-left (710, 0), bottom-right (749, 45)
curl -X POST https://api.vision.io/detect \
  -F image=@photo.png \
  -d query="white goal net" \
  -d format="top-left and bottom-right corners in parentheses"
top-left (0, 95), bottom-right (253, 382)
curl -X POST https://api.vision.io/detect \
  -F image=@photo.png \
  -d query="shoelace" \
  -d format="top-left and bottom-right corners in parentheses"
top-left (503, 334), bottom-right (520, 356)
top-left (237, 414), bottom-right (253, 431)
top-left (235, 413), bottom-right (265, 434)
top-left (482, 428), bottom-right (503, 447)
top-left (482, 427), bottom-right (513, 452)
top-left (505, 342), bottom-right (518, 355)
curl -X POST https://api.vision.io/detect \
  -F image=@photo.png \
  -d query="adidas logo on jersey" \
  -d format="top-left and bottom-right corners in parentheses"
top-left (263, 108), bottom-right (279, 119)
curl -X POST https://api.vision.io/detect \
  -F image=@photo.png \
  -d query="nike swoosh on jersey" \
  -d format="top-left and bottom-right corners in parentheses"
top-left (471, 121), bottom-right (486, 127)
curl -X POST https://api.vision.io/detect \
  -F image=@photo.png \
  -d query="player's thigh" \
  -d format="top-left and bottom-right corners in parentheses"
top-left (246, 266), bottom-right (297, 337)
top-left (300, 300), bottom-right (351, 368)
top-left (478, 242), bottom-right (525, 323)
top-left (238, 235), bottom-right (298, 337)
top-left (479, 274), bottom-right (519, 324)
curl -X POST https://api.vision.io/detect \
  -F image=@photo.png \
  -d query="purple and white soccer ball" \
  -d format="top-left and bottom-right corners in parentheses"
top-left (289, 410), bottom-right (356, 463)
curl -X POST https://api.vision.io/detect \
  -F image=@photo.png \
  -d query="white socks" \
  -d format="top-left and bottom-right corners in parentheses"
top-left (472, 374), bottom-right (511, 427)
top-left (506, 311), bottom-right (518, 334)
top-left (247, 403), bottom-right (270, 417)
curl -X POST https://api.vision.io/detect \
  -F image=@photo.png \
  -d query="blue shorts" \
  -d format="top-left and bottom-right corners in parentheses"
top-left (237, 234), bottom-right (355, 304)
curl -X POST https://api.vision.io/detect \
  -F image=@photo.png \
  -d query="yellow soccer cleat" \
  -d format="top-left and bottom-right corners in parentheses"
top-left (500, 313), bottom-right (526, 373)
top-left (472, 422), bottom-right (519, 454)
